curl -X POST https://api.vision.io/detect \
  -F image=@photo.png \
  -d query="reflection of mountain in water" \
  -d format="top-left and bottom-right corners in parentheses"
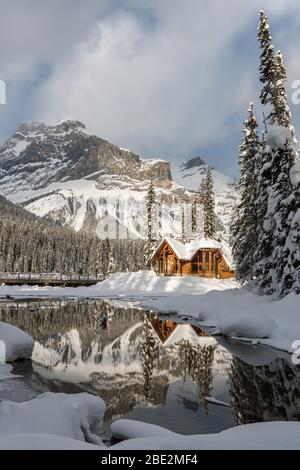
top-left (3, 300), bottom-right (300, 435)
top-left (230, 356), bottom-right (300, 424)
top-left (0, 300), bottom-right (232, 424)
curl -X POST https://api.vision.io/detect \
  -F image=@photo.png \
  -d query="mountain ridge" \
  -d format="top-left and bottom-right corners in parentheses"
top-left (0, 120), bottom-right (238, 241)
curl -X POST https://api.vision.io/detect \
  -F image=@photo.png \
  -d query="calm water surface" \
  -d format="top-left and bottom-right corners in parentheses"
top-left (0, 298), bottom-right (299, 443)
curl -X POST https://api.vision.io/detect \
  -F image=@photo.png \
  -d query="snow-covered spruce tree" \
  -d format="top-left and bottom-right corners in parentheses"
top-left (231, 103), bottom-right (260, 282)
top-left (252, 134), bottom-right (274, 293)
top-left (258, 11), bottom-right (293, 133)
top-left (273, 51), bottom-right (294, 134)
top-left (191, 197), bottom-right (197, 235)
top-left (254, 10), bottom-right (300, 296)
top-left (202, 167), bottom-right (216, 239)
top-left (258, 11), bottom-right (276, 116)
top-left (146, 180), bottom-right (155, 267)
top-left (181, 206), bottom-right (186, 241)
top-left (265, 129), bottom-right (300, 296)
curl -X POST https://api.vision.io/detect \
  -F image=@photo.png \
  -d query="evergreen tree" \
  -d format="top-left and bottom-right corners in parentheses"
top-left (255, 11), bottom-right (300, 296)
top-left (202, 167), bottom-right (216, 239)
top-left (191, 197), bottom-right (197, 235)
top-left (181, 206), bottom-right (186, 241)
top-left (252, 135), bottom-right (274, 293)
top-left (95, 239), bottom-right (102, 277)
top-left (273, 51), bottom-right (293, 133)
top-left (146, 180), bottom-right (155, 267)
top-left (0, 195), bottom-right (147, 276)
top-left (258, 10), bottom-right (276, 115)
top-left (258, 10), bottom-right (293, 132)
top-left (266, 132), bottom-right (300, 296)
top-left (231, 103), bottom-right (260, 281)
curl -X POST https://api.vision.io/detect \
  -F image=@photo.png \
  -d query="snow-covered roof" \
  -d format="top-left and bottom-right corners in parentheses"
top-left (163, 324), bottom-right (216, 348)
top-left (153, 237), bottom-right (233, 268)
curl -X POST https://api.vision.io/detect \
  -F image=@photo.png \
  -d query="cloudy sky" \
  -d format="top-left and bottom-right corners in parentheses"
top-left (1, 0), bottom-right (300, 176)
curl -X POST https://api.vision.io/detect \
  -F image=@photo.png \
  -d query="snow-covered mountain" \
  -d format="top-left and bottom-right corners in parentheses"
top-left (172, 157), bottom-right (238, 234)
top-left (0, 121), bottom-right (238, 240)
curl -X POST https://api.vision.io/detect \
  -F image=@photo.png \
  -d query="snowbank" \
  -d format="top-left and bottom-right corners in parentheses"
top-left (111, 420), bottom-right (300, 450)
top-left (142, 288), bottom-right (300, 353)
top-left (0, 322), bottom-right (34, 362)
top-left (111, 419), bottom-right (178, 441)
top-left (95, 270), bottom-right (236, 296)
top-left (0, 270), bottom-right (237, 299)
top-left (211, 314), bottom-right (277, 339)
top-left (0, 392), bottom-right (106, 446)
top-left (0, 433), bottom-right (100, 450)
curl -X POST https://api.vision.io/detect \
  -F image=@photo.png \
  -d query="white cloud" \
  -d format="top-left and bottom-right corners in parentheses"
top-left (1, 0), bottom-right (300, 172)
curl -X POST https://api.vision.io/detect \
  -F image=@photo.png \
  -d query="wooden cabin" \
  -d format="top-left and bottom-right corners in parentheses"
top-left (151, 237), bottom-right (234, 279)
top-left (150, 318), bottom-right (208, 344)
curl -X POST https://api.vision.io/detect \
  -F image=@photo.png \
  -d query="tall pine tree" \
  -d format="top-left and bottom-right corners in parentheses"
top-left (202, 167), bottom-right (216, 239)
top-left (191, 197), bottom-right (197, 235)
top-left (146, 180), bottom-right (155, 267)
top-left (254, 10), bottom-right (300, 296)
top-left (231, 103), bottom-right (260, 282)
top-left (266, 131), bottom-right (300, 296)
top-left (181, 206), bottom-right (186, 241)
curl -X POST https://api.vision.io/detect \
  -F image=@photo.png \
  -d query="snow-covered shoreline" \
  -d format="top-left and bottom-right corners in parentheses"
top-left (0, 271), bottom-right (298, 354)
top-left (0, 321), bottom-right (34, 362)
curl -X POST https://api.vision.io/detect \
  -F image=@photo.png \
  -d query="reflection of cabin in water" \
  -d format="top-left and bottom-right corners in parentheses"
top-left (151, 237), bottom-right (234, 279)
top-left (150, 318), bottom-right (210, 347)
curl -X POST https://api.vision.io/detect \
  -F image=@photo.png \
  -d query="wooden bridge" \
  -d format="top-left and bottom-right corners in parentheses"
top-left (0, 273), bottom-right (104, 287)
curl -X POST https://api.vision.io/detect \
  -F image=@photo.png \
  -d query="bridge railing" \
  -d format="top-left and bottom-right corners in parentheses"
top-left (0, 273), bottom-right (104, 283)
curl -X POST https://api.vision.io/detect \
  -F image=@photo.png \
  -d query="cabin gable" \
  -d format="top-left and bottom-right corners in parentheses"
top-left (152, 240), bottom-right (181, 276)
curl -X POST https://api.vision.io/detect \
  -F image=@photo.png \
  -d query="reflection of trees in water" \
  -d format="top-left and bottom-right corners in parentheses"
top-left (139, 313), bottom-right (158, 403)
top-left (0, 300), bottom-right (144, 364)
top-left (178, 340), bottom-right (216, 414)
top-left (2, 300), bottom-right (219, 421)
top-left (230, 357), bottom-right (300, 424)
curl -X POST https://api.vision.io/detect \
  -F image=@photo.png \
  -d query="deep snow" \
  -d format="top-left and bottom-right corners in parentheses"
top-left (1, 420), bottom-right (300, 450)
top-left (0, 392), bottom-right (106, 446)
top-left (0, 321), bottom-right (34, 362)
top-left (110, 419), bottom-right (300, 450)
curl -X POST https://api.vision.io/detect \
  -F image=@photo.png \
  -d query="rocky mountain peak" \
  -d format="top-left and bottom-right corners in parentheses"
top-left (0, 119), bottom-right (172, 197)
top-left (181, 156), bottom-right (207, 170)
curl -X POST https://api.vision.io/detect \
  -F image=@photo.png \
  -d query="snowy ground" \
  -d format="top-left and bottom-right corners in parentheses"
top-left (109, 419), bottom-right (300, 450)
top-left (1, 271), bottom-right (298, 354)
